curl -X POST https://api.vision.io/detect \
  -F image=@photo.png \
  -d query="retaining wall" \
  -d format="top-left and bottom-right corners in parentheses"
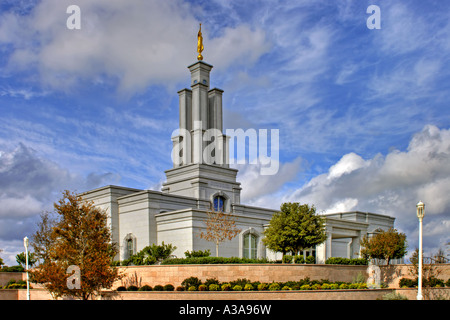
top-left (114, 264), bottom-right (369, 289)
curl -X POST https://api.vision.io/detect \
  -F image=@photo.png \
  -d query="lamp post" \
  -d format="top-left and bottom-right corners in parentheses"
top-left (23, 236), bottom-right (30, 301)
top-left (416, 201), bottom-right (425, 300)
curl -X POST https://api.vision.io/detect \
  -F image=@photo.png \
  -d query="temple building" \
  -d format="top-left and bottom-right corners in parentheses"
top-left (81, 27), bottom-right (397, 264)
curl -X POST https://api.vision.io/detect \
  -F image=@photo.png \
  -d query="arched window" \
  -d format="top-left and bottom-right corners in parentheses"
top-left (213, 195), bottom-right (226, 212)
top-left (126, 238), bottom-right (134, 258)
top-left (124, 233), bottom-right (136, 260)
top-left (243, 233), bottom-right (258, 259)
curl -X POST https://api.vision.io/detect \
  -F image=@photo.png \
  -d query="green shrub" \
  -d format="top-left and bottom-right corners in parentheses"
top-left (257, 283), bottom-right (268, 291)
top-left (339, 283), bottom-right (349, 290)
top-left (446, 279), bottom-right (450, 287)
top-left (300, 284), bottom-right (311, 290)
top-left (281, 286), bottom-right (291, 290)
top-left (233, 285), bottom-right (242, 291)
top-left (399, 277), bottom-right (416, 288)
top-left (198, 284), bottom-right (208, 291)
top-left (305, 256), bottom-right (315, 264)
top-left (349, 283), bottom-right (359, 289)
top-left (209, 284), bottom-right (220, 291)
top-left (127, 285), bottom-right (139, 291)
top-left (357, 283), bottom-right (368, 289)
top-left (282, 255), bottom-right (293, 264)
top-left (188, 286), bottom-right (196, 291)
top-left (181, 276), bottom-right (202, 290)
top-left (3, 280), bottom-right (28, 289)
top-left (330, 284), bottom-right (339, 290)
top-left (0, 265), bottom-right (24, 272)
top-left (162, 256), bottom-right (271, 265)
top-left (204, 278), bottom-right (220, 287)
top-left (294, 255), bottom-right (305, 264)
top-left (325, 257), bottom-right (367, 265)
top-left (269, 283), bottom-right (280, 291)
top-left (244, 283), bottom-right (254, 291)
top-left (311, 284), bottom-right (321, 290)
top-left (425, 277), bottom-right (445, 287)
top-left (221, 283), bottom-right (231, 291)
top-left (352, 272), bottom-right (366, 284)
top-left (153, 285), bottom-right (164, 291)
top-left (184, 249), bottom-right (211, 258)
top-left (116, 286), bottom-right (127, 291)
top-left (321, 283), bottom-right (331, 290)
top-left (382, 292), bottom-right (408, 300)
top-left (164, 284), bottom-right (175, 291)
top-left (229, 278), bottom-right (251, 288)
top-left (138, 285), bottom-right (152, 291)
top-left (176, 286), bottom-right (185, 291)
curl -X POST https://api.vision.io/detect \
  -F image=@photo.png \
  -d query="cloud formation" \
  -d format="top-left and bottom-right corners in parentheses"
top-left (286, 125), bottom-right (450, 256)
top-left (0, 143), bottom-right (118, 265)
top-left (0, 0), bottom-right (269, 94)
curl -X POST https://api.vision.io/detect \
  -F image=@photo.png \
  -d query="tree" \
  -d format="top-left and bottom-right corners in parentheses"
top-left (262, 203), bottom-right (327, 261)
top-left (30, 190), bottom-right (123, 300)
top-left (198, 210), bottom-right (241, 257)
top-left (360, 228), bottom-right (407, 265)
top-left (16, 252), bottom-right (37, 268)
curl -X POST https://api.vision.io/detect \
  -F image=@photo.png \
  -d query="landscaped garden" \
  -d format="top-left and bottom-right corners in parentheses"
top-left (115, 275), bottom-right (372, 292)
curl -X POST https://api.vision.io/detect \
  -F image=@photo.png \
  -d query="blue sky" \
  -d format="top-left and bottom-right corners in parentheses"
top-left (0, 0), bottom-right (449, 265)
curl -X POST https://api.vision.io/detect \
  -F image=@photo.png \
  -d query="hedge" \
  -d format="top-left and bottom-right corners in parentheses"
top-left (325, 257), bottom-right (368, 265)
top-left (0, 266), bottom-right (25, 272)
top-left (399, 277), bottom-right (447, 288)
top-left (162, 256), bottom-right (272, 265)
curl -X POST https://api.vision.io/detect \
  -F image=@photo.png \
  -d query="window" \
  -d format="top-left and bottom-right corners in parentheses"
top-left (243, 233), bottom-right (257, 259)
top-left (126, 238), bottom-right (134, 258)
top-left (213, 195), bottom-right (225, 212)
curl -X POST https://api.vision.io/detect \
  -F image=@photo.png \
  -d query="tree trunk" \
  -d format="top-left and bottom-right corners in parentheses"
top-left (216, 242), bottom-right (219, 257)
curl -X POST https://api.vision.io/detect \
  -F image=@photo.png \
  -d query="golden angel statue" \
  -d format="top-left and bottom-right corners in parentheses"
top-left (197, 23), bottom-right (204, 60)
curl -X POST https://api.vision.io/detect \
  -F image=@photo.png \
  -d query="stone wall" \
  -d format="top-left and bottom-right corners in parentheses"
top-left (379, 264), bottom-right (450, 288)
top-left (0, 272), bottom-right (25, 287)
top-left (116, 263), bottom-right (450, 289)
top-left (115, 264), bottom-right (370, 288)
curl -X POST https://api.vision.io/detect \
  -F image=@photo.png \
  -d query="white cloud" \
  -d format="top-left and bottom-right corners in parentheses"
top-left (0, 143), bottom-right (119, 226)
top-left (235, 156), bottom-right (303, 208)
top-left (288, 124), bottom-right (450, 255)
top-left (328, 153), bottom-right (368, 180)
top-left (0, 0), bottom-right (269, 94)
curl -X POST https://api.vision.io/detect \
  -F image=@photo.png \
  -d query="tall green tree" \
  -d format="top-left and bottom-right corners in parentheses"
top-left (262, 203), bottom-right (327, 261)
top-left (16, 252), bottom-right (37, 268)
top-left (30, 190), bottom-right (123, 300)
top-left (360, 228), bottom-right (407, 265)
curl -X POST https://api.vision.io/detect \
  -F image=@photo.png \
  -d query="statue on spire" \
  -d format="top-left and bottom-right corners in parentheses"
top-left (197, 23), bottom-right (204, 61)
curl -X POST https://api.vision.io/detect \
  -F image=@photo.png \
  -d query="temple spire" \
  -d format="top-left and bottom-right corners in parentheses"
top-left (197, 23), bottom-right (204, 61)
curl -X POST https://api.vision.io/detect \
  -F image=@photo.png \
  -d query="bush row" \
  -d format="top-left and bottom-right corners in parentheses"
top-left (114, 276), bottom-right (371, 293)
top-left (0, 266), bottom-right (25, 272)
top-left (399, 277), bottom-right (450, 288)
top-left (177, 276), bottom-right (368, 292)
top-left (325, 257), bottom-right (368, 265)
top-left (282, 255), bottom-right (315, 264)
top-left (116, 284), bottom-right (175, 292)
top-left (161, 257), bottom-right (273, 265)
top-left (1, 279), bottom-right (30, 290)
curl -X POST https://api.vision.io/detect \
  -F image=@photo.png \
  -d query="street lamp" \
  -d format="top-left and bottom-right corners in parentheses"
top-left (23, 236), bottom-right (30, 301)
top-left (416, 201), bottom-right (425, 300)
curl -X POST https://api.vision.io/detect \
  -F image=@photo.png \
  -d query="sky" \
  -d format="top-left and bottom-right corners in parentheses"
top-left (0, 0), bottom-right (449, 266)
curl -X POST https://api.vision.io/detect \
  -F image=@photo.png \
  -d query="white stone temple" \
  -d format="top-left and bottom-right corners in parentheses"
top-left (81, 52), bottom-right (396, 264)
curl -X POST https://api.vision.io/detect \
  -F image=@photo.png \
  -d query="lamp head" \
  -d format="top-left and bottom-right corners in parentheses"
top-left (24, 236), bottom-right (29, 247)
top-left (416, 201), bottom-right (425, 219)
